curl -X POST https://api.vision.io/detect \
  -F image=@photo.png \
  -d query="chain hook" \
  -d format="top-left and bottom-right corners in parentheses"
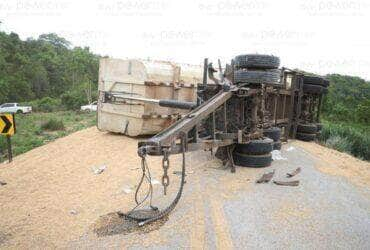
top-left (162, 149), bottom-right (170, 195)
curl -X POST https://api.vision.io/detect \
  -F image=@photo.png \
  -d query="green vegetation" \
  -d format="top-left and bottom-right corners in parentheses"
top-left (24, 97), bottom-right (61, 112)
top-left (318, 120), bottom-right (370, 161)
top-left (0, 26), bottom-right (100, 161)
top-left (0, 25), bottom-right (99, 109)
top-left (322, 74), bottom-right (370, 124)
top-left (0, 111), bottom-right (96, 161)
top-left (41, 118), bottom-right (65, 131)
top-left (318, 74), bottom-right (370, 161)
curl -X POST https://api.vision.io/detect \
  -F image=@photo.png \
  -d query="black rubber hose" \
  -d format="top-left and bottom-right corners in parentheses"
top-left (122, 135), bottom-right (187, 225)
top-left (138, 135), bottom-right (186, 226)
top-left (159, 99), bottom-right (197, 109)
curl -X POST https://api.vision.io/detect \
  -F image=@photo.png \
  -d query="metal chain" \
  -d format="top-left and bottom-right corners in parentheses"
top-left (162, 149), bottom-right (170, 195)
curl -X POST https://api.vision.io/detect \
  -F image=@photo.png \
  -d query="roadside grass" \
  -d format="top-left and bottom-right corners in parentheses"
top-left (41, 118), bottom-right (65, 131)
top-left (0, 111), bottom-right (96, 162)
top-left (318, 120), bottom-right (370, 161)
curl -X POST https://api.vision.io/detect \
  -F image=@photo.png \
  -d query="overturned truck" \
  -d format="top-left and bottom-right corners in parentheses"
top-left (118, 54), bottom-right (329, 225)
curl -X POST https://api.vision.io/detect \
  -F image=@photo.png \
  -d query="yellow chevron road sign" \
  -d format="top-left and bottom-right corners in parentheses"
top-left (0, 114), bottom-right (15, 136)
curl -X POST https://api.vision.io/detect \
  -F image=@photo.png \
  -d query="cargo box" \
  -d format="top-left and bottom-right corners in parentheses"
top-left (97, 58), bottom-right (203, 136)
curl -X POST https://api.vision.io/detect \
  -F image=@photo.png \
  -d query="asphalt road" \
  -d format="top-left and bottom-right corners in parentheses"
top-left (70, 143), bottom-right (370, 249)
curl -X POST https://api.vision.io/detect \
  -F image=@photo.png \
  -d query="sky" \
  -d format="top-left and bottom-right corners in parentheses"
top-left (1, 0), bottom-right (370, 79)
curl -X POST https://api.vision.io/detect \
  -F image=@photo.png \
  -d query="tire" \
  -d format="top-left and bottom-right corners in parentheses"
top-left (234, 54), bottom-right (280, 69)
top-left (16, 109), bottom-right (23, 114)
top-left (303, 76), bottom-right (330, 87)
top-left (234, 138), bottom-right (273, 155)
top-left (296, 132), bottom-right (316, 141)
top-left (263, 127), bottom-right (281, 142)
top-left (303, 84), bottom-right (324, 94)
top-left (273, 141), bottom-right (282, 150)
top-left (233, 152), bottom-right (272, 168)
top-left (316, 123), bottom-right (323, 131)
top-left (297, 123), bottom-right (317, 133)
top-left (234, 69), bottom-right (281, 85)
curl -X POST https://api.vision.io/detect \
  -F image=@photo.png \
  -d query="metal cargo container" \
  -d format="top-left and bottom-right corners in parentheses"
top-left (97, 58), bottom-right (203, 136)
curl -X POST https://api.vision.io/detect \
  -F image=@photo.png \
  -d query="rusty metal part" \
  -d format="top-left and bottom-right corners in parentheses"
top-left (286, 167), bottom-right (301, 178)
top-left (203, 58), bottom-right (208, 86)
top-left (162, 150), bottom-right (170, 195)
top-left (139, 89), bottom-right (234, 151)
top-left (208, 63), bottom-right (220, 84)
top-left (273, 180), bottom-right (300, 186)
top-left (256, 170), bottom-right (275, 183)
top-left (227, 145), bottom-right (236, 173)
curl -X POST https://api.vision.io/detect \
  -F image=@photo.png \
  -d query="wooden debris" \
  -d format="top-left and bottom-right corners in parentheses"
top-left (256, 170), bottom-right (275, 183)
top-left (273, 180), bottom-right (300, 186)
top-left (286, 167), bottom-right (301, 178)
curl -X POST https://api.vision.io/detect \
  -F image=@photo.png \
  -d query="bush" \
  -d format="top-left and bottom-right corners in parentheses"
top-left (324, 136), bottom-right (352, 153)
top-left (60, 82), bottom-right (97, 110)
top-left (318, 121), bottom-right (370, 161)
top-left (26, 97), bottom-right (61, 112)
top-left (61, 90), bottom-right (86, 110)
top-left (41, 118), bottom-right (65, 131)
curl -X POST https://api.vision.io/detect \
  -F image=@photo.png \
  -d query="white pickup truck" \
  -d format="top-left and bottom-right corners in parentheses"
top-left (0, 103), bottom-right (32, 114)
top-left (80, 101), bottom-right (97, 112)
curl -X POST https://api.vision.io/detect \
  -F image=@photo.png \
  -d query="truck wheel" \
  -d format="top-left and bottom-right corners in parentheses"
top-left (233, 152), bottom-right (272, 168)
top-left (273, 141), bottom-right (282, 150)
top-left (234, 54), bottom-right (280, 69)
top-left (16, 109), bottom-right (23, 114)
top-left (234, 69), bottom-right (281, 85)
top-left (234, 138), bottom-right (273, 155)
top-left (297, 123), bottom-right (317, 134)
top-left (303, 76), bottom-right (330, 87)
top-left (303, 84), bottom-right (324, 94)
top-left (296, 132), bottom-right (316, 141)
top-left (263, 127), bottom-right (281, 142)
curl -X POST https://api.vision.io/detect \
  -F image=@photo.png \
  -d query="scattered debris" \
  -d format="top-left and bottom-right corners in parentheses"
top-left (151, 179), bottom-right (160, 185)
top-left (287, 167), bottom-right (301, 178)
top-left (256, 170), bottom-right (275, 183)
top-left (92, 165), bottom-right (106, 175)
top-left (0, 180), bottom-right (7, 186)
top-left (286, 146), bottom-right (295, 152)
top-left (273, 180), bottom-right (300, 186)
top-left (70, 210), bottom-right (78, 215)
top-left (271, 150), bottom-right (287, 161)
top-left (122, 186), bottom-right (133, 194)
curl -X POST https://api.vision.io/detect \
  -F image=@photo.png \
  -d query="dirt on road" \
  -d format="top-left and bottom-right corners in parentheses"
top-left (0, 127), bottom-right (369, 248)
top-left (293, 140), bottom-right (370, 187)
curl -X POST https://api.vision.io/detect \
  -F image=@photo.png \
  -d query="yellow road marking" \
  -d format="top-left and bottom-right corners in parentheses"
top-left (210, 198), bottom-right (234, 250)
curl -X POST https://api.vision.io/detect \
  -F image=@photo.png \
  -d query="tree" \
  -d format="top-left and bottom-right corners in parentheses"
top-left (0, 26), bottom-right (100, 104)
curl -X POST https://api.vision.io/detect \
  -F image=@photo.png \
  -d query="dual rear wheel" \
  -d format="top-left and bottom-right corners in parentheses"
top-left (232, 137), bottom-right (273, 168)
top-left (296, 123), bottom-right (323, 141)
